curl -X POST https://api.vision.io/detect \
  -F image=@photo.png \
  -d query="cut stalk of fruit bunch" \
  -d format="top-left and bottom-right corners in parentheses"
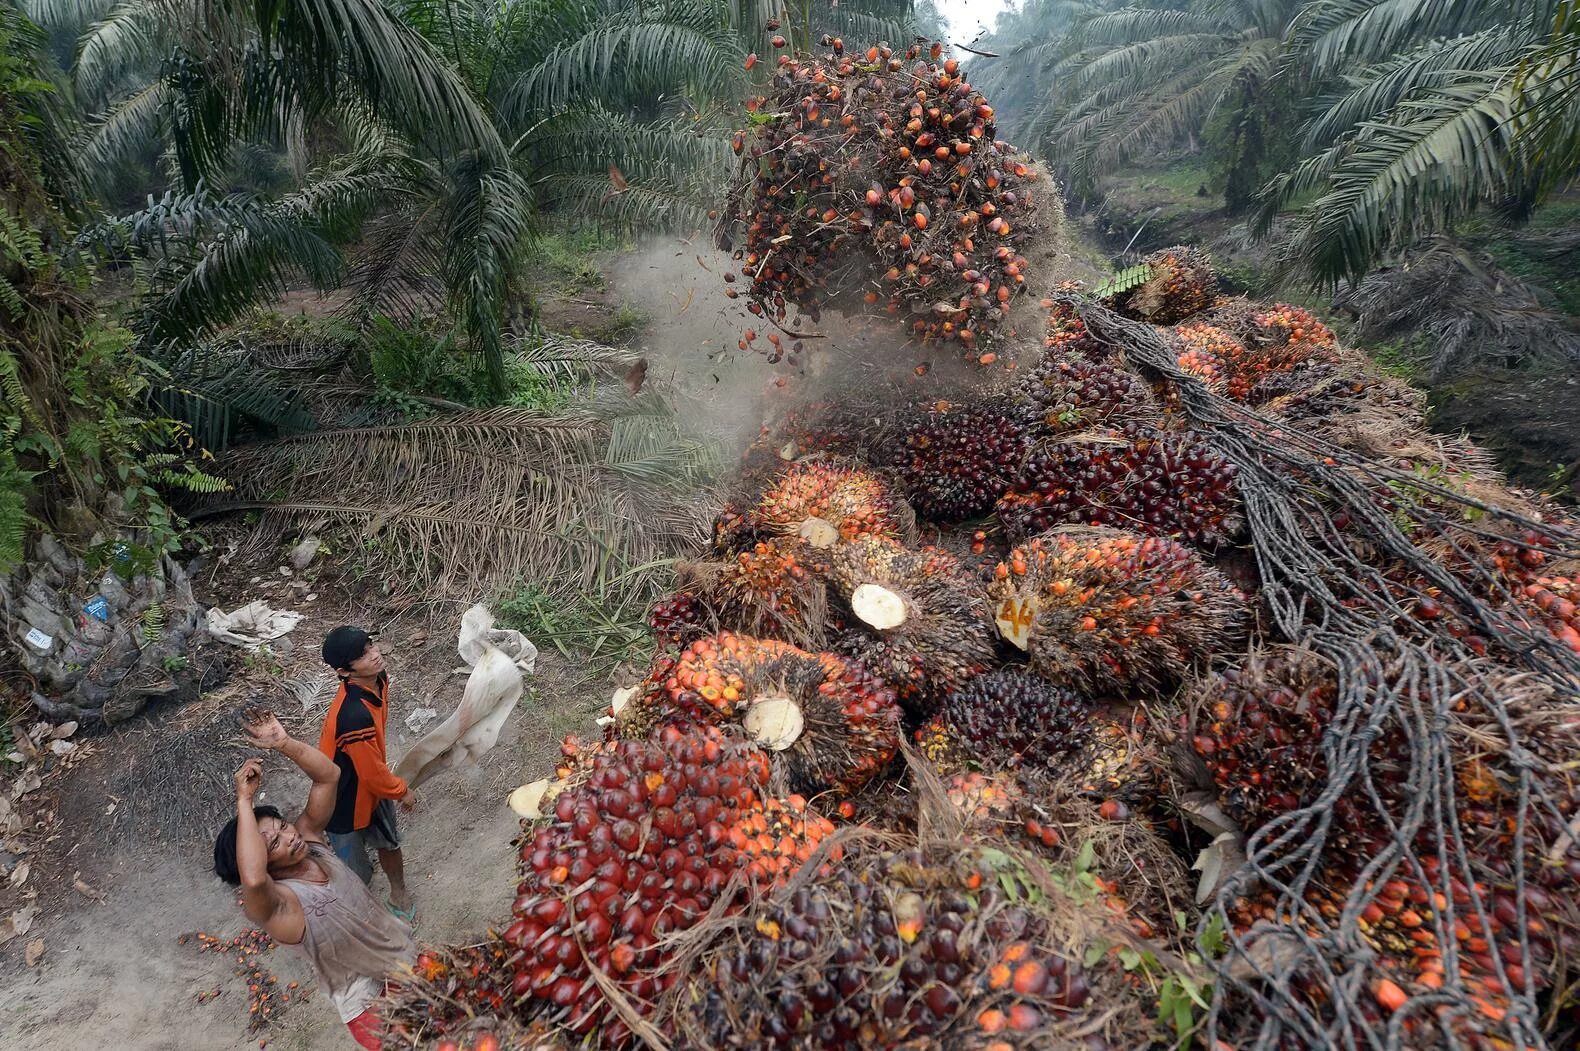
top-left (828, 537), bottom-right (997, 714)
top-left (625, 631), bottom-right (902, 795)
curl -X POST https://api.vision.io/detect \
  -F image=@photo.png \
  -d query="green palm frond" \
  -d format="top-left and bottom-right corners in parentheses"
top-left (504, 12), bottom-right (742, 122)
top-left (511, 332), bottom-right (638, 383)
top-left (75, 0), bottom-right (188, 104)
top-left (80, 79), bottom-right (171, 183)
top-left (1289, 0), bottom-right (1519, 76)
top-left (20, 0), bottom-right (119, 28)
top-left (1064, 6), bottom-right (1226, 48)
top-left (1281, 71), bottom-right (1523, 283)
top-left (1302, 28), bottom-right (1528, 147)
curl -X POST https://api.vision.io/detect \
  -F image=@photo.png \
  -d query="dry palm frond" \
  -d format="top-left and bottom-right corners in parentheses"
top-left (1333, 237), bottom-right (1580, 380)
top-left (189, 404), bottom-right (714, 601)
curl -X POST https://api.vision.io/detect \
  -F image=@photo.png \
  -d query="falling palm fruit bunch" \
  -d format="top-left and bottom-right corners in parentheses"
top-left (638, 630), bottom-right (902, 794)
top-left (915, 668), bottom-right (1093, 777)
top-left (1102, 245), bottom-right (1218, 325)
top-left (1022, 350), bottom-right (1157, 433)
top-left (506, 724), bottom-right (828, 1045)
top-left (881, 399), bottom-right (1032, 522)
top-left (721, 41), bottom-right (1039, 361)
top-left (826, 537), bottom-right (997, 714)
top-left (995, 423), bottom-right (1243, 548)
top-left (669, 840), bottom-right (1155, 1050)
top-left (989, 526), bottom-right (1246, 694)
top-left (674, 539), bottom-right (833, 648)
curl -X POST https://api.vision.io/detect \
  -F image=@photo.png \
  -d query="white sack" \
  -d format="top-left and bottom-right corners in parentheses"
top-left (205, 600), bottom-right (303, 647)
top-left (393, 605), bottom-right (536, 789)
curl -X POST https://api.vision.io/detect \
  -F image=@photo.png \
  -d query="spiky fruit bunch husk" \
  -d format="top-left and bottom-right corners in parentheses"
top-left (1105, 246), bottom-right (1217, 324)
top-left (995, 424), bottom-right (1243, 548)
top-left (670, 840), bottom-right (1155, 1050)
top-left (648, 591), bottom-right (710, 649)
top-left (745, 461), bottom-right (907, 551)
top-left (379, 942), bottom-right (569, 1050)
top-left (507, 725), bottom-right (774, 1045)
top-left (1227, 862), bottom-right (1573, 1051)
top-left (722, 43), bottom-right (1039, 361)
top-left (826, 537), bottom-right (997, 713)
top-left (1023, 351), bottom-right (1157, 433)
top-left (925, 668), bottom-right (1093, 775)
top-left (676, 540), bottom-right (832, 648)
top-left (881, 399), bottom-right (1031, 522)
top-left (655, 631), bottom-right (901, 794)
top-left (989, 527), bottom-right (1246, 694)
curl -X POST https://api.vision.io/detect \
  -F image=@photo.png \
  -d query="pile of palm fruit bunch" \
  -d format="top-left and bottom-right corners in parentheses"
top-left (378, 49), bottom-right (1580, 1051)
top-left (718, 39), bottom-right (1040, 363)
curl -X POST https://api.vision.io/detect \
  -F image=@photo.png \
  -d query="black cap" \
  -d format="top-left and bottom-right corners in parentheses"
top-left (322, 626), bottom-right (374, 670)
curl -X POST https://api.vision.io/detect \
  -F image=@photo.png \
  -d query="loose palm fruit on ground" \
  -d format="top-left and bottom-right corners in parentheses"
top-left (996, 423), bottom-right (1243, 548)
top-left (827, 537), bottom-right (996, 714)
top-left (988, 526), bottom-right (1246, 694)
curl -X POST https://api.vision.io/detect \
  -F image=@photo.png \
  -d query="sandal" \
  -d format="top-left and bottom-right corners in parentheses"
top-left (387, 898), bottom-right (418, 929)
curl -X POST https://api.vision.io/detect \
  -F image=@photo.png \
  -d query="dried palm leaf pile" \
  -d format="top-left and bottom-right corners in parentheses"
top-left (377, 40), bottom-right (1580, 1051)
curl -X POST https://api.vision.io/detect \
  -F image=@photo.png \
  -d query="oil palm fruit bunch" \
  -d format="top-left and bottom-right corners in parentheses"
top-left (1171, 323), bottom-right (1238, 394)
top-left (506, 724), bottom-right (775, 1044)
top-left (1103, 246), bottom-right (1217, 324)
top-left (988, 526), bottom-right (1246, 695)
top-left (1023, 351), bottom-right (1157, 433)
top-left (1188, 649), bottom-right (1344, 834)
top-left (647, 592), bottom-right (711, 649)
top-left (671, 840), bottom-right (1137, 1050)
top-left (881, 399), bottom-right (1031, 522)
top-left (739, 400), bottom-right (877, 479)
top-left (826, 537), bottom-right (997, 714)
top-left (380, 941), bottom-right (568, 1050)
top-left (727, 792), bottom-right (840, 884)
top-left (1043, 296), bottom-right (1113, 361)
top-left (995, 423), bottom-right (1243, 548)
top-left (650, 631), bottom-right (902, 794)
top-left (721, 42), bottom-right (1039, 362)
top-left (1228, 863), bottom-right (1567, 1051)
top-left (918, 669), bottom-right (1093, 776)
top-left (746, 461), bottom-right (908, 552)
top-left (676, 539), bottom-right (833, 648)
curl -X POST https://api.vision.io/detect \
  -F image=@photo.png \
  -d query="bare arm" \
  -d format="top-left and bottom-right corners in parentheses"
top-left (234, 759), bottom-right (280, 924)
top-left (242, 707), bottom-right (340, 840)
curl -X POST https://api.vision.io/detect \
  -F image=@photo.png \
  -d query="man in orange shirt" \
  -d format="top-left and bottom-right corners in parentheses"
top-left (319, 625), bottom-right (416, 924)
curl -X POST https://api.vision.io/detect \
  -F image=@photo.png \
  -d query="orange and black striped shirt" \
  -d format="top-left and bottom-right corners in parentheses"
top-left (318, 673), bottom-right (408, 834)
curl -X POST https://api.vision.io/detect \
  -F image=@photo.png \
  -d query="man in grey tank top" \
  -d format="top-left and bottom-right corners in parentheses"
top-left (213, 707), bottom-right (417, 1048)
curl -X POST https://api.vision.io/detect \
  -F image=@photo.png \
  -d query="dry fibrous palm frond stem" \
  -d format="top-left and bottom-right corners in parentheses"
top-left (188, 407), bottom-right (713, 600)
top-left (1062, 292), bottom-right (1580, 1051)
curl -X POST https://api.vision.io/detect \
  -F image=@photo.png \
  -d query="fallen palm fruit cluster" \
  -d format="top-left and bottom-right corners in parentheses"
top-left (719, 40), bottom-right (1039, 362)
top-left (179, 926), bottom-right (297, 1030)
top-left (378, 65), bottom-right (1580, 1049)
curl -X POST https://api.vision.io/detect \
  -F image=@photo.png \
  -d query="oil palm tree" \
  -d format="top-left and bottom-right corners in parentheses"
top-left (1042, 0), bottom-right (1305, 210)
top-left (1258, 0), bottom-right (1580, 283)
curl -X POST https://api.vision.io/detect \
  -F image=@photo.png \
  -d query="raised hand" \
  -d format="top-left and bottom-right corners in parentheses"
top-left (241, 706), bottom-right (290, 750)
top-left (235, 757), bottom-right (264, 801)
